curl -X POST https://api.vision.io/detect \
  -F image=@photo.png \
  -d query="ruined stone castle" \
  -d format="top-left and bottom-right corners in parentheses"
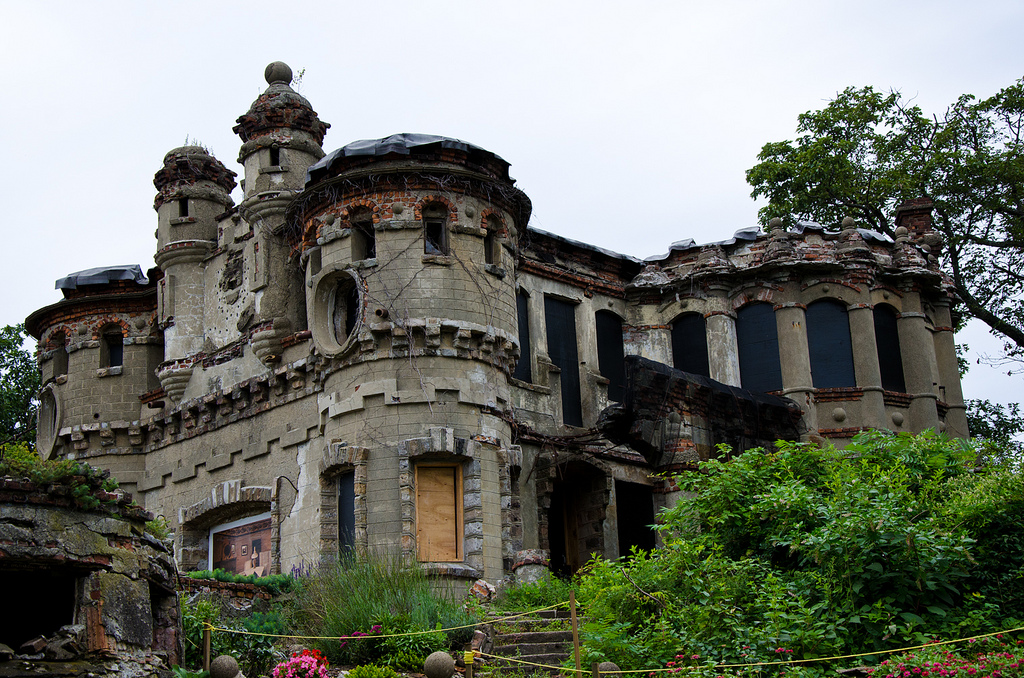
top-left (26, 62), bottom-right (967, 582)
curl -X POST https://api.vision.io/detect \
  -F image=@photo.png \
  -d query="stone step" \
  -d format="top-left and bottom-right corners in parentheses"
top-left (492, 630), bottom-right (573, 645)
top-left (485, 652), bottom-right (573, 672)
top-left (493, 641), bottom-right (569, 656)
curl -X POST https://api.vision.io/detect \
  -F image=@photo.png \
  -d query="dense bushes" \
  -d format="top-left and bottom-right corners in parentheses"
top-left (577, 430), bottom-right (1024, 675)
top-left (289, 554), bottom-right (478, 668)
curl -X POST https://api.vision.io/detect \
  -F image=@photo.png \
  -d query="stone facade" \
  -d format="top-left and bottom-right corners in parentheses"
top-left (26, 63), bottom-right (968, 583)
top-left (0, 477), bottom-right (179, 674)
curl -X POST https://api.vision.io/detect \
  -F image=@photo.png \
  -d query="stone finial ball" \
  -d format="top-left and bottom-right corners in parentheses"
top-left (265, 61), bottom-right (293, 85)
top-left (841, 216), bottom-right (856, 228)
top-left (210, 654), bottom-right (241, 678)
top-left (599, 662), bottom-right (621, 674)
top-left (424, 650), bottom-right (456, 678)
top-left (768, 217), bottom-right (784, 230)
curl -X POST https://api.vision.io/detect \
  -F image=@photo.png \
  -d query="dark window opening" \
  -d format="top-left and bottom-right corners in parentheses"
top-left (806, 300), bottom-right (856, 388)
top-left (102, 329), bottom-right (124, 368)
top-left (177, 198), bottom-right (189, 219)
top-left (0, 569), bottom-right (76, 650)
top-left (544, 297), bottom-right (582, 426)
top-left (423, 205), bottom-right (448, 255)
top-left (351, 210), bottom-right (376, 260)
top-left (595, 310), bottom-right (626, 402)
top-left (736, 303), bottom-right (783, 392)
top-left (269, 147), bottom-right (280, 166)
top-left (874, 304), bottom-right (907, 392)
top-left (333, 278), bottom-right (361, 346)
top-left (484, 215), bottom-right (502, 265)
top-left (339, 471), bottom-right (355, 554)
top-left (513, 291), bottom-right (532, 382)
top-left (671, 313), bottom-right (710, 378)
top-left (616, 481), bottom-right (657, 556)
top-left (51, 332), bottom-right (68, 376)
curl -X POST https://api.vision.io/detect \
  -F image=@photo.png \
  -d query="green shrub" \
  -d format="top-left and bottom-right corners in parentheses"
top-left (185, 568), bottom-right (296, 594)
top-left (0, 442), bottom-right (119, 508)
top-left (346, 664), bottom-right (398, 678)
top-left (290, 552), bottom-right (478, 666)
top-left (495, 574), bottom-right (576, 612)
top-left (575, 431), bottom-right (1024, 675)
top-left (179, 596), bottom-right (284, 675)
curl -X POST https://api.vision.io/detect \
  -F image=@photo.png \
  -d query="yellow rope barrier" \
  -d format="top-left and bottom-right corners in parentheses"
top-left (201, 601), bottom-right (567, 641)
top-left (200, 599), bottom-right (1023, 676)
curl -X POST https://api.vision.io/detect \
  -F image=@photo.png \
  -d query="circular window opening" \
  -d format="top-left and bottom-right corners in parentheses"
top-left (311, 268), bottom-right (363, 357)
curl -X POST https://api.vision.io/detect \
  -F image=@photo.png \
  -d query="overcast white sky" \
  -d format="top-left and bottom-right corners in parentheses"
top-left (1, 0), bottom-right (1020, 407)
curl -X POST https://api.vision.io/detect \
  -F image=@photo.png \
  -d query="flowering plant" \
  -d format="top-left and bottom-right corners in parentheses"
top-left (868, 636), bottom-right (1023, 678)
top-left (272, 648), bottom-right (330, 678)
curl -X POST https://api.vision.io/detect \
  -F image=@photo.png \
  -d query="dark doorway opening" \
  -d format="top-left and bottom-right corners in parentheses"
top-left (615, 481), bottom-right (656, 556)
top-left (0, 568), bottom-right (77, 649)
top-left (546, 463), bottom-right (607, 577)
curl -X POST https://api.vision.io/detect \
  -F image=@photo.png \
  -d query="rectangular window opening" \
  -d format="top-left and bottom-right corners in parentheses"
top-left (424, 219), bottom-right (447, 255)
top-left (178, 198), bottom-right (189, 219)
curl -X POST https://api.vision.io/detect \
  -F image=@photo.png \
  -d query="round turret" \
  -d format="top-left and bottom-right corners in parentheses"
top-left (233, 62), bottom-right (330, 199)
top-left (153, 146), bottom-right (236, 249)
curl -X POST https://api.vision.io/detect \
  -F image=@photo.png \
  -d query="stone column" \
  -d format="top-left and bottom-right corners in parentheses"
top-left (931, 300), bottom-right (969, 438)
top-left (848, 304), bottom-right (886, 430)
top-left (898, 310), bottom-right (940, 432)
top-left (706, 311), bottom-right (740, 387)
top-left (775, 303), bottom-right (816, 434)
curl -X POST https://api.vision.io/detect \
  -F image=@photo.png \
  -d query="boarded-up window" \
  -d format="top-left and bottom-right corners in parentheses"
top-left (806, 300), bottom-right (856, 388)
top-left (671, 313), bottom-right (710, 377)
top-left (595, 311), bottom-right (625, 402)
top-left (416, 465), bottom-right (462, 562)
top-left (736, 303), bottom-right (783, 392)
top-left (874, 304), bottom-right (906, 392)
top-left (513, 291), bottom-right (532, 382)
top-left (545, 296), bottom-right (583, 426)
top-left (338, 471), bottom-right (355, 554)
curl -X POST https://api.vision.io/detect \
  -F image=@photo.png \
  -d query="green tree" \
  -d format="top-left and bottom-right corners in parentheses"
top-left (746, 80), bottom-right (1024, 365)
top-left (0, 323), bottom-right (40, 446)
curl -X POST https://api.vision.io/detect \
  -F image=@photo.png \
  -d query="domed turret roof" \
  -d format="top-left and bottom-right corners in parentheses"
top-left (153, 146), bottom-right (237, 209)
top-left (233, 62), bottom-right (330, 145)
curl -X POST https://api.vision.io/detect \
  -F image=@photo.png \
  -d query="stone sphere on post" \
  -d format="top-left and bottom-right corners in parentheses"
top-left (424, 650), bottom-right (456, 678)
top-left (210, 654), bottom-right (242, 678)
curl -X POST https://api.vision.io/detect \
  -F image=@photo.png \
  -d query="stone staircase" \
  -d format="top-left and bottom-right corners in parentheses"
top-left (481, 608), bottom-right (579, 675)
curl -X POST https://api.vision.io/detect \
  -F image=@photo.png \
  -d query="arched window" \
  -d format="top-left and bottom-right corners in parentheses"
top-left (595, 310), bottom-right (625, 402)
top-left (873, 304), bottom-right (906, 392)
top-left (671, 313), bottom-right (710, 378)
top-left (544, 296), bottom-right (582, 426)
top-left (513, 290), bottom-right (532, 382)
top-left (806, 299), bottom-right (856, 388)
top-left (100, 325), bottom-right (124, 368)
top-left (350, 206), bottom-right (376, 261)
top-left (736, 303), bottom-right (782, 392)
top-left (422, 203), bottom-right (449, 255)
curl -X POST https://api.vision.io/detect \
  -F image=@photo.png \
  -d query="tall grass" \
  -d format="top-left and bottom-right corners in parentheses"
top-left (290, 552), bottom-right (478, 666)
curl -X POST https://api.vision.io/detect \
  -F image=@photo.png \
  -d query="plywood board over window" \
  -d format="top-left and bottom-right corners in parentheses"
top-left (416, 465), bottom-right (462, 562)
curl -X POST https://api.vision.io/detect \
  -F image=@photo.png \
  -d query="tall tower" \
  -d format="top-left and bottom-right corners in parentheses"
top-left (233, 61), bottom-right (330, 364)
top-left (293, 133), bottom-right (531, 577)
top-left (153, 146), bottom-right (236, 403)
